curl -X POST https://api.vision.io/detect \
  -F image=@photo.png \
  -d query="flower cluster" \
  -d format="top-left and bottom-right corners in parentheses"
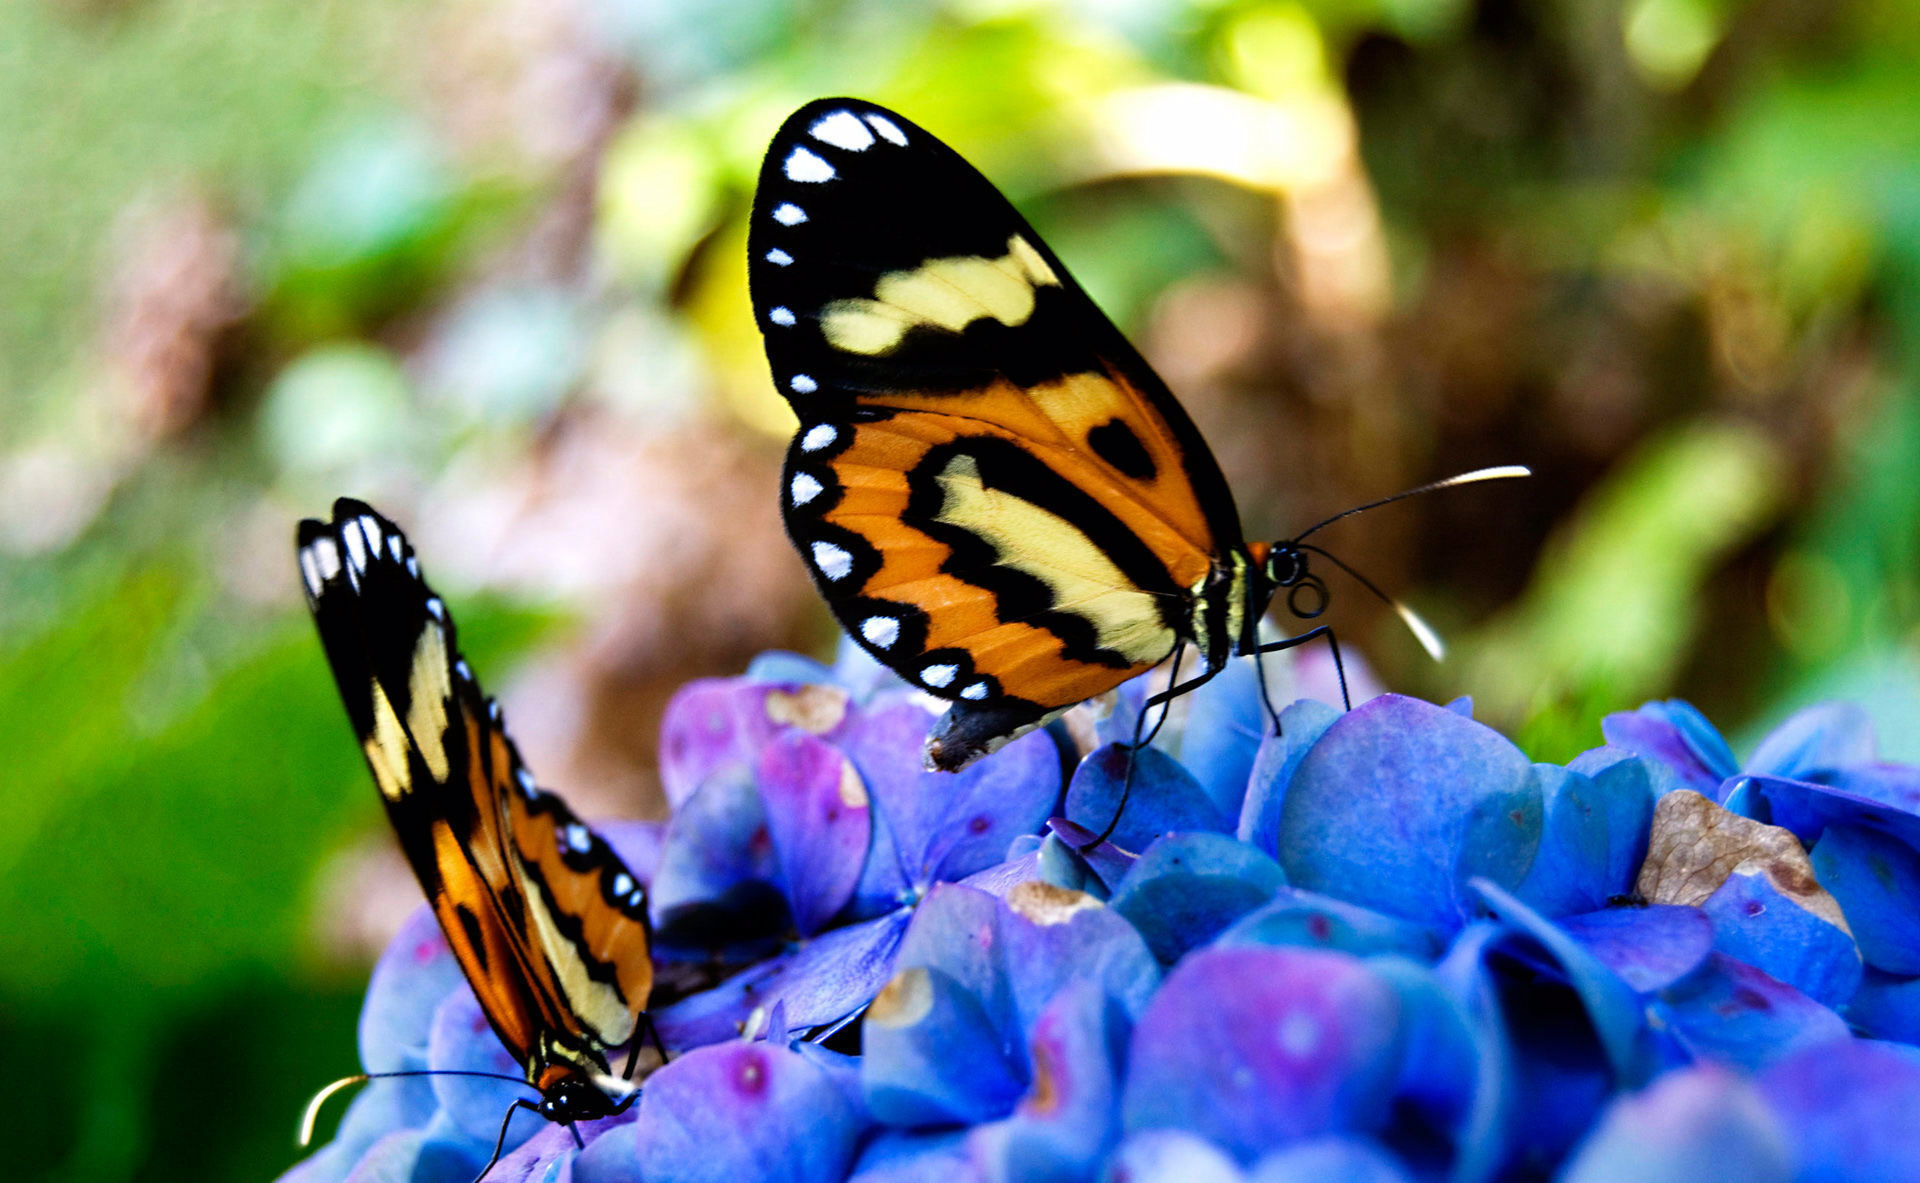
top-left (285, 646), bottom-right (1920, 1183)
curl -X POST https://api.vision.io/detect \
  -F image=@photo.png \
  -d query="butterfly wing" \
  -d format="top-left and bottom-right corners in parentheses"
top-left (297, 500), bottom-right (654, 1084)
top-left (748, 98), bottom-right (1248, 767)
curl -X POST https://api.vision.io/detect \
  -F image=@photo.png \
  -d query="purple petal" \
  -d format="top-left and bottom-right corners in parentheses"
top-left (1600, 699), bottom-right (1739, 796)
top-left (968, 981), bottom-right (1128, 1183)
top-left (647, 766), bottom-right (785, 942)
top-left (863, 964), bottom-right (1028, 1127)
top-left (891, 884), bottom-right (1015, 1035)
top-left (1654, 953), bottom-right (1852, 1070)
top-left (1748, 702), bottom-right (1877, 780)
top-left (1276, 695), bottom-right (1536, 930)
top-left (759, 730), bottom-right (873, 935)
top-left (1811, 823), bottom-right (1920, 975)
top-left (655, 908), bottom-right (910, 1049)
top-left (426, 987), bottom-right (535, 1149)
top-left (1557, 905), bottom-right (1715, 992)
top-left (1214, 888), bottom-right (1440, 960)
top-left (659, 679), bottom-right (767, 811)
top-left (962, 848), bottom-right (1047, 899)
top-left (359, 905), bottom-right (465, 1074)
top-left (1844, 969), bottom-right (1920, 1042)
top-left (900, 728), bottom-right (1060, 888)
top-left (1511, 750), bottom-right (1654, 917)
top-left (1108, 832), bottom-right (1287, 964)
top-left (1102, 1131), bottom-right (1248, 1183)
top-left (1698, 865), bottom-right (1863, 1007)
top-left (1757, 1039), bottom-right (1920, 1183)
top-left (595, 820), bottom-right (667, 888)
top-left (1065, 744), bottom-right (1231, 853)
top-left (836, 698), bottom-right (936, 910)
top-left (584, 1041), bottom-right (868, 1183)
top-left (1122, 947), bottom-right (1403, 1163)
top-left (998, 882), bottom-right (1162, 1034)
top-left (1248, 1138), bottom-right (1416, 1183)
top-left (1559, 1065), bottom-right (1791, 1183)
top-left (1236, 699), bottom-right (1341, 858)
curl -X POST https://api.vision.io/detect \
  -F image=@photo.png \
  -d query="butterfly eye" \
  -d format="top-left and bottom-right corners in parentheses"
top-left (1266, 546), bottom-right (1308, 588)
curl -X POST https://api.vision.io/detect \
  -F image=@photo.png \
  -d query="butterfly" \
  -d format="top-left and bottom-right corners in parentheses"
top-left (747, 98), bottom-right (1522, 775)
top-left (296, 499), bottom-right (657, 1163)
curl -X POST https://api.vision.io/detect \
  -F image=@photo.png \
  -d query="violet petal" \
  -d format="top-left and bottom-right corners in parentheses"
top-left (1559, 1065), bottom-right (1791, 1183)
top-left (758, 729), bottom-right (872, 936)
top-left (1122, 947), bottom-right (1403, 1162)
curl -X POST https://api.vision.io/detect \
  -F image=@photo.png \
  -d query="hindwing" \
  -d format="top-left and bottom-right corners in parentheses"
top-left (297, 500), bottom-right (654, 1084)
top-left (749, 98), bottom-right (1248, 764)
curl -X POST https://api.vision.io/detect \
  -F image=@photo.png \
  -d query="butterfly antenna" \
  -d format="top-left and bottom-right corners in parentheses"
top-left (1292, 543), bottom-right (1445, 661)
top-left (1291, 466), bottom-right (1531, 543)
top-left (298, 1070), bottom-right (535, 1146)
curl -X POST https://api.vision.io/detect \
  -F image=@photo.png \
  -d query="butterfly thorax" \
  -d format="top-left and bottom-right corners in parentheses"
top-left (1192, 546), bottom-right (1273, 669)
top-left (532, 1039), bottom-right (624, 1121)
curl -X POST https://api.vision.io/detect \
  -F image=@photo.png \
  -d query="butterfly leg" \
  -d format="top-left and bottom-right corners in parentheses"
top-left (1253, 626), bottom-right (1349, 715)
top-left (1081, 649), bottom-right (1225, 851)
top-left (472, 1098), bottom-right (539, 1183)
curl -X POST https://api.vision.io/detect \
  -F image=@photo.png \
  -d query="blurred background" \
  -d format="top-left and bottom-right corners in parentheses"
top-left (3, 0), bottom-right (1917, 1176)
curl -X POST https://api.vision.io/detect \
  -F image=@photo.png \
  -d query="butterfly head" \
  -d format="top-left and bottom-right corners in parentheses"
top-left (536, 1072), bottom-right (630, 1123)
top-left (1251, 539), bottom-right (1330, 626)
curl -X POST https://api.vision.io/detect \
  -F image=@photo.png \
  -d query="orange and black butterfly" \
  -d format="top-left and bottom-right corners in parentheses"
top-left (296, 499), bottom-right (655, 1152)
top-left (748, 98), bottom-right (1521, 774)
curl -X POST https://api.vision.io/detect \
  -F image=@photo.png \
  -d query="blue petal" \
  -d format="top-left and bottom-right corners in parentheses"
top-left (1467, 880), bottom-right (1654, 1084)
top-left (758, 730), bottom-right (872, 935)
top-left (359, 905), bottom-right (466, 1075)
top-left (1362, 957), bottom-right (1491, 1182)
top-left (1654, 953), bottom-right (1852, 1071)
top-left (847, 1129), bottom-right (982, 1183)
top-left (648, 766), bottom-right (786, 942)
top-left (1212, 889), bottom-right (1441, 960)
top-left (1248, 1138), bottom-right (1417, 1183)
top-left (589, 1041), bottom-right (868, 1183)
top-left (1748, 702), bottom-right (1877, 780)
top-left (1738, 773), bottom-right (1920, 853)
top-left (1043, 819), bottom-right (1135, 895)
top-left (745, 650), bottom-right (840, 687)
top-left (1756, 1039), bottom-right (1920, 1183)
top-left (1844, 969), bottom-right (1920, 1042)
top-left (836, 698), bottom-right (938, 910)
top-left (1109, 832), bottom-right (1287, 964)
top-left (1034, 831), bottom-right (1113, 901)
top-left (1510, 751), bottom-right (1654, 917)
top-left (1811, 823), bottom-right (1920, 976)
top-left (426, 988), bottom-right (534, 1151)
top-left (863, 964), bottom-right (1028, 1127)
top-left (1600, 700), bottom-right (1739, 796)
top-left (656, 909), bottom-right (910, 1049)
top-left (968, 981), bottom-right (1129, 1183)
top-left (1101, 1131), bottom-right (1248, 1183)
top-left (1162, 657), bottom-right (1270, 818)
top-left (1698, 865), bottom-right (1863, 1007)
top-left (1558, 1066), bottom-right (1792, 1183)
top-left (338, 1127), bottom-right (427, 1183)
top-left (1428, 924), bottom-right (1522, 1183)
top-left (1276, 696), bottom-right (1536, 930)
top-left (1556, 905), bottom-right (1714, 992)
top-left (1121, 947), bottom-right (1403, 1163)
top-left (1065, 744), bottom-right (1230, 852)
top-left (1237, 700), bottom-right (1341, 858)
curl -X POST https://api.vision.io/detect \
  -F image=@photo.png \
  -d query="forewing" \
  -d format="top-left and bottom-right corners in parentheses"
top-left (749, 99), bottom-right (1241, 730)
top-left (297, 500), bottom-right (653, 1070)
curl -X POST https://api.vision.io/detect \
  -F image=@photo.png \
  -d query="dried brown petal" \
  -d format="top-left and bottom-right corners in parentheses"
top-left (1636, 789), bottom-right (1851, 933)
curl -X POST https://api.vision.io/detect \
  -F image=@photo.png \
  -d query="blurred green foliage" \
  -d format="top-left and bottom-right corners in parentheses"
top-left (4, 0), bottom-right (1920, 1177)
